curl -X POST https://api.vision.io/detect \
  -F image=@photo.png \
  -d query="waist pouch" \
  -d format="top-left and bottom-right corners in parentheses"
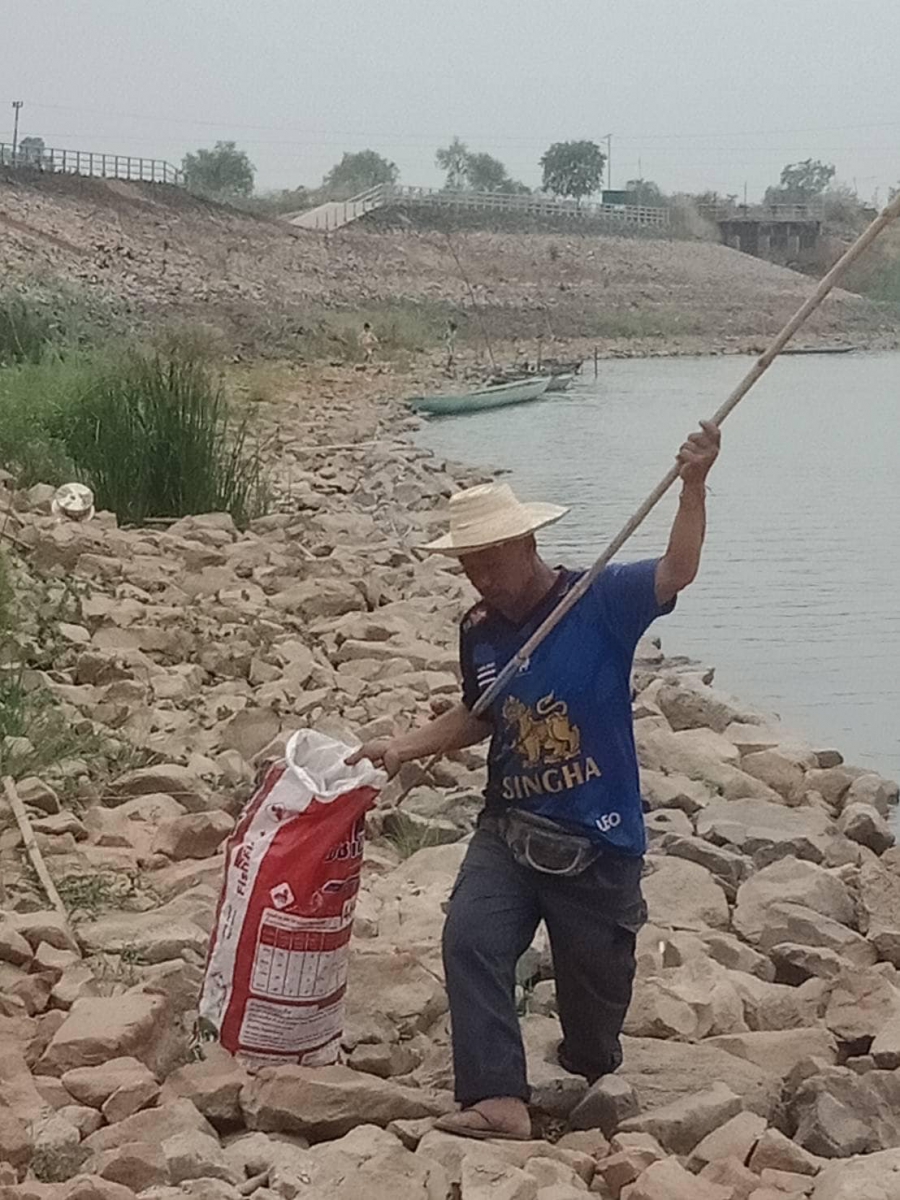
top-left (499, 808), bottom-right (601, 878)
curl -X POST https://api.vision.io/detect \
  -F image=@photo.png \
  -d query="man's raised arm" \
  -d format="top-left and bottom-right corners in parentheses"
top-left (656, 420), bottom-right (721, 606)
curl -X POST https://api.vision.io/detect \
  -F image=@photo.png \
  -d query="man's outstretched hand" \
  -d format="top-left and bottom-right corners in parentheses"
top-left (345, 738), bottom-right (404, 780)
top-left (677, 420), bottom-right (720, 485)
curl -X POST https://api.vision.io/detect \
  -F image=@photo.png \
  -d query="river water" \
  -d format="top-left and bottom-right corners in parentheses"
top-left (415, 351), bottom-right (900, 783)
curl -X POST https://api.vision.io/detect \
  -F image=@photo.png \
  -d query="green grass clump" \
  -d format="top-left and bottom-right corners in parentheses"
top-left (0, 293), bottom-right (56, 366)
top-left (56, 348), bottom-right (270, 526)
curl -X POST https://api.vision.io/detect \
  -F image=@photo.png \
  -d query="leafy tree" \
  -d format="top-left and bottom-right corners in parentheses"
top-left (624, 178), bottom-right (669, 207)
top-left (497, 178), bottom-right (531, 195)
top-left (765, 158), bottom-right (836, 205)
top-left (436, 137), bottom-right (470, 190)
top-left (540, 140), bottom-right (606, 203)
top-left (182, 141), bottom-right (255, 199)
top-left (18, 137), bottom-right (47, 166)
top-left (462, 152), bottom-right (510, 193)
top-left (322, 150), bottom-right (398, 198)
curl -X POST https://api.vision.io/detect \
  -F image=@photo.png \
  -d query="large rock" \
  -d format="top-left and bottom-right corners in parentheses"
top-left (736, 901), bottom-right (876, 966)
top-left (346, 948), bottom-right (447, 1038)
top-left (160, 1129), bottom-right (237, 1185)
top-left (824, 970), bottom-right (900, 1043)
top-left (623, 1156), bottom-right (733, 1200)
top-left (660, 835), bottom-right (752, 894)
top-left (151, 811), bottom-right (234, 860)
top-left (859, 860), bottom-right (900, 967)
top-left (625, 959), bottom-right (747, 1041)
top-left (705, 1029), bottom-right (837, 1079)
top-left (655, 681), bottom-right (754, 734)
top-left (842, 774), bottom-right (899, 819)
top-left (241, 1065), bottom-right (448, 1142)
top-left (619, 1037), bottom-right (779, 1120)
top-left (618, 1082), bottom-right (742, 1155)
top-left (740, 749), bottom-right (811, 803)
top-left (416, 1130), bottom-right (593, 1190)
top-left (811, 1147), bottom-right (900, 1199)
top-left (839, 803), bottom-right (895, 855)
top-left (639, 770), bottom-right (713, 817)
top-left (792, 1069), bottom-right (900, 1157)
top-left (0, 1104), bottom-right (33, 1180)
top-left (725, 973), bottom-right (826, 1033)
top-left (89, 1142), bottom-right (170, 1192)
top-left (108, 765), bottom-right (209, 812)
top-left (84, 1098), bottom-right (216, 1154)
top-left (270, 579), bottom-right (364, 620)
top-left (61, 1057), bottom-right (157, 1111)
top-left (697, 800), bottom-right (836, 866)
top-left (749, 1127), bottom-right (824, 1176)
top-left (37, 995), bottom-right (175, 1077)
top-left (641, 857), bottom-right (729, 931)
top-left (733, 859), bottom-right (856, 944)
top-left (159, 1046), bottom-right (248, 1131)
top-left (687, 1110), bottom-right (767, 1172)
top-left (568, 1075), bottom-right (638, 1136)
top-left (520, 1015), bottom-right (588, 1118)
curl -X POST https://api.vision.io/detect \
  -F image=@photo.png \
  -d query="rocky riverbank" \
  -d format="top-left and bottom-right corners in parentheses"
top-left (0, 362), bottom-right (899, 1199)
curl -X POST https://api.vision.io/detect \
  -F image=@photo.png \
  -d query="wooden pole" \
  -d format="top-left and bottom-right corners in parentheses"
top-left (3, 777), bottom-right (70, 925)
top-left (396, 188), bottom-right (900, 804)
top-left (442, 231), bottom-right (498, 371)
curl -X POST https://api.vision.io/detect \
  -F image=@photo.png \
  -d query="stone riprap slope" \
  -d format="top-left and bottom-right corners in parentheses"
top-left (0, 367), bottom-right (899, 1198)
top-left (2, 171), bottom-right (899, 354)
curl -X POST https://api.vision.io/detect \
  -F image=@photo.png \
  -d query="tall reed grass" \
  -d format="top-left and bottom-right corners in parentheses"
top-left (58, 350), bottom-right (269, 526)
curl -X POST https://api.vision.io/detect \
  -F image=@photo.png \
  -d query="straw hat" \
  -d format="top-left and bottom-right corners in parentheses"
top-left (51, 482), bottom-right (95, 523)
top-left (423, 482), bottom-right (568, 556)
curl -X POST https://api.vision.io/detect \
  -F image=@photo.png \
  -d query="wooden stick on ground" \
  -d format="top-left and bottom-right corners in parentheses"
top-left (396, 187), bottom-right (900, 806)
top-left (2, 776), bottom-right (70, 925)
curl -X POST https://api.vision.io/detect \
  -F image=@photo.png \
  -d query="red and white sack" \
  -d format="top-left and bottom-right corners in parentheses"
top-left (199, 729), bottom-right (382, 1068)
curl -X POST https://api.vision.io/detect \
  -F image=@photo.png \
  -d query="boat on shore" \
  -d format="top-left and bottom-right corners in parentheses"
top-left (782, 345), bottom-right (857, 356)
top-left (407, 375), bottom-right (552, 417)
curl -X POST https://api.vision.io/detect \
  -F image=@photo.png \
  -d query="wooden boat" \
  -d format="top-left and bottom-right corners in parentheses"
top-left (545, 371), bottom-right (575, 392)
top-left (408, 375), bottom-right (552, 416)
top-left (782, 345), bottom-right (857, 356)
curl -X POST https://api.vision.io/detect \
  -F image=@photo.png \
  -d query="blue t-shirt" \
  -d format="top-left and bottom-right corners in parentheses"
top-left (459, 560), bottom-right (673, 856)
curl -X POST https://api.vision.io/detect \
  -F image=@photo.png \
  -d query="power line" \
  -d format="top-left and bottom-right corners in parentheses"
top-left (3, 99), bottom-right (900, 143)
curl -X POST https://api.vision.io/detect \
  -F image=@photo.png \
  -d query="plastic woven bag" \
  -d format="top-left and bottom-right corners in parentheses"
top-left (199, 729), bottom-right (382, 1067)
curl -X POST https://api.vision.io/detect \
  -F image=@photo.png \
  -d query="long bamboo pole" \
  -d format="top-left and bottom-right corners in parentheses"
top-left (3, 776), bottom-right (71, 926)
top-left (397, 189), bottom-right (900, 803)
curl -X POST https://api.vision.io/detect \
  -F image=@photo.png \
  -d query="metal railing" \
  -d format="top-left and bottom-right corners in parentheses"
top-left (0, 143), bottom-right (183, 186)
top-left (389, 185), bottom-right (669, 227)
top-left (699, 201), bottom-right (825, 223)
top-left (289, 183), bottom-right (669, 233)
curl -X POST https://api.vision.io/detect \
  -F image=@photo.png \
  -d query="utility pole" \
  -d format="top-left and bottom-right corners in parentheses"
top-left (11, 101), bottom-right (23, 163)
top-left (605, 133), bottom-right (612, 191)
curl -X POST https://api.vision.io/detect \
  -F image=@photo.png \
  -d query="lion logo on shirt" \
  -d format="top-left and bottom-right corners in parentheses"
top-left (503, 693), bottom-right (581, 767)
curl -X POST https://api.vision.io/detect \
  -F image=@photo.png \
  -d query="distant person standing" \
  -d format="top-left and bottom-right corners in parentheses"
top-left (445, 319), bottom-right (459, 371)
top-left (359, 322), bottom-right (378, 364)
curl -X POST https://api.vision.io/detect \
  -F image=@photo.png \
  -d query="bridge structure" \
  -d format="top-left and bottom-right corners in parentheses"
top-left (699, 201), bottom-right (824, 258)
top-left (288, 183), bottom-right (669, 233)
top-left (0, 142), bottom-right (183, 186)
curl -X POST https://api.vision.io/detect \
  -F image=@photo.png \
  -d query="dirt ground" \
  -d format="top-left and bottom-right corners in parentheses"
top-left (2, 170), bottom-right (898, 358)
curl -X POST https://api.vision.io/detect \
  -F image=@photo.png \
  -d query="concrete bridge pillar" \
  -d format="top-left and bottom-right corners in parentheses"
top-left (787, 232), bottom-right (801, 256)
top-left (757, 229), bottom-right (770, 257)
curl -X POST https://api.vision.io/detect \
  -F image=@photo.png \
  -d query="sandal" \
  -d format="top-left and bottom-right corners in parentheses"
top-left (433, 1108), bottom-right (532, 1142)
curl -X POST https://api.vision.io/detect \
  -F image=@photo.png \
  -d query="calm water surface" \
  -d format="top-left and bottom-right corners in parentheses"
top-left (415, 352), bottom-right (900, 782)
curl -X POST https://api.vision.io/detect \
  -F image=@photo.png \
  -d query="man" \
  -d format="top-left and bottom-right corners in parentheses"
top-left (359, 322), bottom-right (378, 364)
top-left (348, 420), bottom-right (720, 1140)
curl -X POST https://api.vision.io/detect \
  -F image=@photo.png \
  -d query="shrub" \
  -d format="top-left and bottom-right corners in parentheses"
top-left (0, 292), bottom-right (55, 366)
top-left (57, 349), bottom-right (269, 526)
top-left (0, 358), bottom-right (83, 486)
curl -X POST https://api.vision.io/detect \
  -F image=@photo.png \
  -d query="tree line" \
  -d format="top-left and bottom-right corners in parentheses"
top-left (6, 132), bottom-right (894, 227)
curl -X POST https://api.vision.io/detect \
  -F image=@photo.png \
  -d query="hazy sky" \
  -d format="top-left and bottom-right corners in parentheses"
top-left (3, 0), bottom-right (899, 202)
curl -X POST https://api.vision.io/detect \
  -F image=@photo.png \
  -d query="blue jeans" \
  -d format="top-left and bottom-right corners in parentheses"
top-left (442, 822), bottom-right (645, 1107)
